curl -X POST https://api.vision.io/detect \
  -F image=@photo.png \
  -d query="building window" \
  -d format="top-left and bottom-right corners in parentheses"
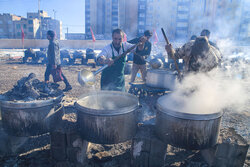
top-left (147, 14), bottom-right (153, 18)
top-left (28, 20), bottom-right (33, 24)
top-left (139, 21), bottom-right (145, 25)
top-left (0, 20), bottom-right (2, 24)
top-left (146, 21), bottom-right (152, 26)
top-left (139, 13), bottom-right (145, 17)
top-left (139, 29), bottom-right (144, 33)
top-left (178, 6), bottom-right (189, 11)
top-left (148, 6), bottom-right (153, 11)
top-left (29, 16), bottom-right (32, 18)
top-left (8, 20), bottom-right (12, 24)
top-left (177, 22), bottom-right (188, 27)
top-left (112, 17), bottom-right (118, 21)
top-left (112, 21), bottom-right (118, 24)
top-left (139, 5), bottom-right (145, 9)
top-left (112, 5), bottom-right (118, 10)
top-left (176, 30), bottom-right (187, 35)
top-left (85, 4), bottom-right (90, 8)
top-left (23, 24), bottom-right (27, 29)
top-left (29, 27), bottom-right (33, 32)
top-left (112, 11), bottom-right (118, 15)
top-left (177, 14), bottom-right (188, 19)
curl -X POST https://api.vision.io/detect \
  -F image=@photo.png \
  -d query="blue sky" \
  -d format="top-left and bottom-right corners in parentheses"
top-left (0, 0), bottom-right (85, 34)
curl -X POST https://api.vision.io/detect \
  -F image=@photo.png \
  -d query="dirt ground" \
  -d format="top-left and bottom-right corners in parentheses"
top-left (0, 59), bottom-right (249, 167)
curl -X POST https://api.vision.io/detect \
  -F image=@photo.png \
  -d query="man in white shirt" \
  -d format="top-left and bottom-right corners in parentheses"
top-left (97, 28), bottom-right (145, 91)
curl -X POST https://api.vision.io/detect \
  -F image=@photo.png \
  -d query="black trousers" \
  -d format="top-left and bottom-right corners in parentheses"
top-left (45, 65), bottom-right (70, 86)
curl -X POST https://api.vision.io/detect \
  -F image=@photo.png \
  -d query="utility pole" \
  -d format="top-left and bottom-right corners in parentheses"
top-left (38, 0), bottom-right (42, 39)
top-left (67, 27), bottom-right (68, 39)
top-left (53, 9), bottom-right (57, 19)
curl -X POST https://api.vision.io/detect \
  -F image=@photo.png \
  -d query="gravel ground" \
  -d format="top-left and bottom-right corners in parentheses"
top-left (0, 59), bottom-right (249, 166)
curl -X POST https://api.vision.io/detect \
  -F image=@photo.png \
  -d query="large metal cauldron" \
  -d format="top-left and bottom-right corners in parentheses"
top-left (0, 94), bottom-right (63, 137)
top-left (146, 69), bottom-right (177, 90)
top-left (155, 95), bottom-right (223, 150)
top-left (124, 62), bottom-right (132, 75)
top-left (75, 91), bottom-right (139, 144)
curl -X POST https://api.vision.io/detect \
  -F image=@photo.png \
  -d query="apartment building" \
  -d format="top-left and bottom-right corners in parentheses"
top-left (85, 0), bottom-right (138, 40)
top-left (238, 0), bottom-right (250, 40)
top-left (27, 10), bottom-right (62, 39)
top-left (0, 10), bottom-right (62, 39)
top-left (41, 17), bottom-right (62, 39)
top-left (0, 13), bottom-right (22, 38)
top-left (85, 0), bottom-right (247, 41)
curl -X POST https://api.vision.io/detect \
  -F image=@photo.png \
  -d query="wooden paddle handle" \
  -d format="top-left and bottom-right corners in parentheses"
top-left (161, 28), bottom-right (182, 79)
top-left (114, 43), bottom-right (140, 62)
top-left (161, 28), bottom-right (170, 45)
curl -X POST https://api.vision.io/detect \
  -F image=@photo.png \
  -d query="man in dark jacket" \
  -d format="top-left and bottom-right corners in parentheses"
top-left (165, 36), bottom-right (221, 73)
top-left (45, 30), bottom-right (72, 91)
top-left (128, 30), bottom-right (152, 82)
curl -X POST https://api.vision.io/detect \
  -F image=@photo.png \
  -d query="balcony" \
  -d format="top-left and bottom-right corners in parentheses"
top-left (176, 18), bottom-right (189, 22)
top-left (176, 27), bottom-right (188, 31)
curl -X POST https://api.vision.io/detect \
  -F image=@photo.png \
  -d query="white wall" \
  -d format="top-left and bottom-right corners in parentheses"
top-left (0, 39), bottom-right (111, 49)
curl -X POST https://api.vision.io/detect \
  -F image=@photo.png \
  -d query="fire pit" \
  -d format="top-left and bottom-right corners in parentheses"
top-left (75, 91), bottom-right (139, 144)
top-left (0, 94), bottom-right (64, 136)
top-left (155, 95), bottom-right (223, 150)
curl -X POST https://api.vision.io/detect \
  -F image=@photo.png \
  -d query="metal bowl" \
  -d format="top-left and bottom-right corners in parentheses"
top-left (149, 58), bottom-right (163, 69)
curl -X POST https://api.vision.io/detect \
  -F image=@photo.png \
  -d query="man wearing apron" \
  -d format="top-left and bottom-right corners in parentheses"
top-left (97, 29), bottom-right (138, 91)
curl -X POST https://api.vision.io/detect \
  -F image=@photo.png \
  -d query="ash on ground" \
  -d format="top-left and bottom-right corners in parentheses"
top-left (1, 73), bottom-right (63, 101)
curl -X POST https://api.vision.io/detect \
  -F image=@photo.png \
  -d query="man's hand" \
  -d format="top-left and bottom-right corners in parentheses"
top-left (139, 36), bottom-right (147, 44)
top-left (105, 58), bottom-right (114, 66)
top-left (165, 44), bottom-right (172, 52)
top-left (97, 56), bottom-right (106, 64)
top-left (98, 56), bottom-right (114, 66)
top-left (52, 65), bottom-right (57, 69)
top-left (165, 43), bottom-right (175, 56)
top-left (138, 43), bottom-right (144, 51)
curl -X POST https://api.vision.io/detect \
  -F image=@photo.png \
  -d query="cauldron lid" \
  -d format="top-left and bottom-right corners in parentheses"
top-left (75, 91), bottom-right (139, 116)
top-left (156, 95), bottom-right (223, 120)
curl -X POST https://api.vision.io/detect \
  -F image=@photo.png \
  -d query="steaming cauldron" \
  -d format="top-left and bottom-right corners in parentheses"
top-left (0, 94), bottom-right (64, 136)
top-left (75, 91), bottom-right (139, 144)
top-left (155, 95), bottom-right (223, 150)
top-left (146, 69), bottom-right (177, 90)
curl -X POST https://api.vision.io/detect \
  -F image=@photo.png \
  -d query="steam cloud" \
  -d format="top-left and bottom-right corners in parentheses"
top-left (160, 39), bottom-right (250, 115)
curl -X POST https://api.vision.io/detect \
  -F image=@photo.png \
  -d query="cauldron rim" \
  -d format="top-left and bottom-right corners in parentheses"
top-left (156, 96), bottom-right (223, 120)
top-left (0, 94), bottom-right (64, 109)
top-left (75, 90), bottom-right (139, 116)
top-left (147, 69), bottom-right (177, 75)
